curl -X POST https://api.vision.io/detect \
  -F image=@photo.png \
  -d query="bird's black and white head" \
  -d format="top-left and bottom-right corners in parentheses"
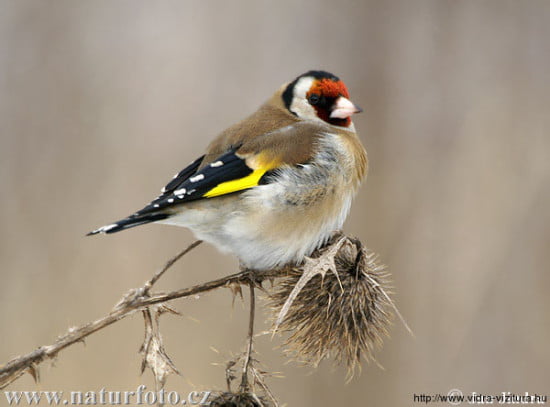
top-left (282, 70), bottom-right (362, 128)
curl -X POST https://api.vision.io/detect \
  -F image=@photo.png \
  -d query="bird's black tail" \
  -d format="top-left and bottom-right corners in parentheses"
top-left (86, 213), bottom-right (169, 236)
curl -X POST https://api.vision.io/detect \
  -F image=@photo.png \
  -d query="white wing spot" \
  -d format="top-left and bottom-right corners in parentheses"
top-left (174, 188), bottom-right (187, 195)
top-left (167, 198), bottom-right (174, 203)
top-left (210, 160), bottom-right (224, 168)
top-left (177, 195), bottom-right (184, 199)
top-left (190, 174), bottom-right (205, 183)
top-left (153, 204), bottom-right (160, 208)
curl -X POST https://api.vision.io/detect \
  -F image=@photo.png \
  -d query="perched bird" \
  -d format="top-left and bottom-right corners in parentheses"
top-left (88, 70), bottom-right (367, 270)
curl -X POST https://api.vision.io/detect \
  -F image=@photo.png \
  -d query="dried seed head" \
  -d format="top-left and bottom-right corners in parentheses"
top-left (209, 391), bottom-right (274, 407)
top-left (268, 236), bottom-right (394, 377)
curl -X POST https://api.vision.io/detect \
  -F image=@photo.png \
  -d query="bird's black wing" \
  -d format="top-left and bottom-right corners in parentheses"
top-left (87, 149), bottom-right (257, 234)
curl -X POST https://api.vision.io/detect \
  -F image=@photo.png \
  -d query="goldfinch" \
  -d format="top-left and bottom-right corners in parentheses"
top-left (88, 70), bottom-right (367, 270)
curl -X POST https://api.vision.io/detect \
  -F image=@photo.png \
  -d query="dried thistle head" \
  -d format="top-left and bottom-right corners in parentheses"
top-left (209, 391), bottom-right (274, 407)
top-left (268, 235), bottom-right (394, 376)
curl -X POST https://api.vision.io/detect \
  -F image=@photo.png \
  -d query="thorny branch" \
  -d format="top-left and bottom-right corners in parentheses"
top-left (0, 240), bottom-right (280, 390)
top-left (0, 232), bottom-right (404, 406)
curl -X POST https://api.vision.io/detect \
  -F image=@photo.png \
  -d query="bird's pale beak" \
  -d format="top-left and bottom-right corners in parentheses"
top-left (329, 96), bottom-right (363, 119)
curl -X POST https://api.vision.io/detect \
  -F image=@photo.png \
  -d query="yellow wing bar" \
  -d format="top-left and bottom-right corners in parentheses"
top-left (203, 169), bottom-right (268, 198)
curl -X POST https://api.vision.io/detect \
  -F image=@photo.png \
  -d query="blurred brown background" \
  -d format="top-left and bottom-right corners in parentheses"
top-left (1, 1), bottom-right (549, 406)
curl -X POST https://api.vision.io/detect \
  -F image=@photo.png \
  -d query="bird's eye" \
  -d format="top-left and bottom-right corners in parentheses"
top-left (308, 94), bottom-right (320, 105)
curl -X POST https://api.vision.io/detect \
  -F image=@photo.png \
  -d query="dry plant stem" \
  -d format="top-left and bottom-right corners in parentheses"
top-left (0, 243), bottom-right (284, 389)
top-left (240, 282), bottom-right (256, 392)
top-left (143, 240), bottom-right (203, 292)
top-left (252, 368), bottom-right (278, 407)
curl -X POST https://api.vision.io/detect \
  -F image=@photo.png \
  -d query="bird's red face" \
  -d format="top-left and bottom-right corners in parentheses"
top-left (306, 78), bottom-right (361, 127)
top-left (283, 71), bottom-right (362, 128)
